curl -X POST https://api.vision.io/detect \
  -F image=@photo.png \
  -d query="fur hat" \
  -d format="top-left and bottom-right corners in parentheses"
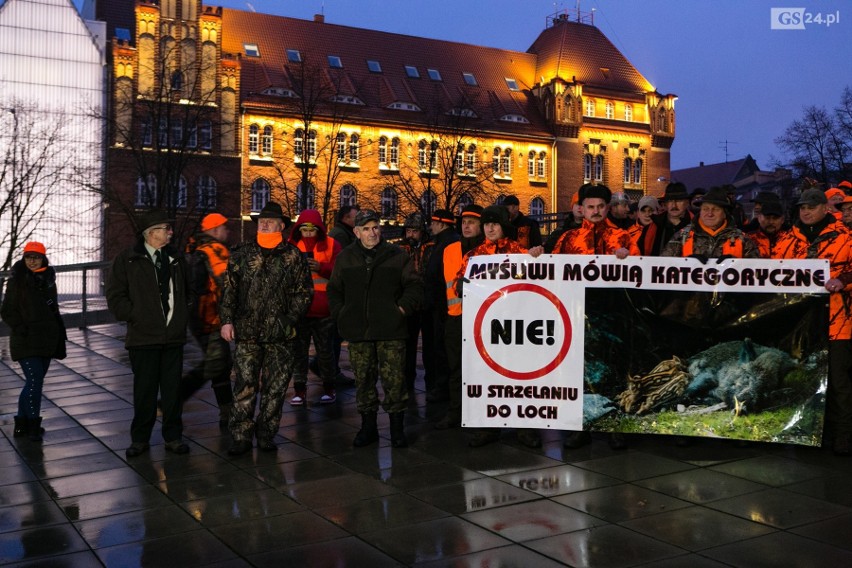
top-left (578, 183), bottom-right (612, 204)
top-left (480, 205), bottom-right (515, 238)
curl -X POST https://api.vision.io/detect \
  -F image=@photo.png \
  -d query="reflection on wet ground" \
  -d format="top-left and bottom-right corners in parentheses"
top-left (1, 323), bottom-right (851, 567)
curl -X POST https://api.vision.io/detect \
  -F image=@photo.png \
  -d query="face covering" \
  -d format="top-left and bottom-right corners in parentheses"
top-left (257, 231), bottom-right (283, 249)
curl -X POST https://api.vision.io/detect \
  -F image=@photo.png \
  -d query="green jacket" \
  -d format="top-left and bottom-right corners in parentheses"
top-left (219, 240), bottom-right (313, 343)
top-left (328, 240), bottom-right (422, 342)
top-left (106, 241), bottom-right (190, 348)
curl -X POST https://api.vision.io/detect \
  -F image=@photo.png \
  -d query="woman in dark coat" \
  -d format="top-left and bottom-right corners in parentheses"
top-left (1, 242), bottom-right (67, 440)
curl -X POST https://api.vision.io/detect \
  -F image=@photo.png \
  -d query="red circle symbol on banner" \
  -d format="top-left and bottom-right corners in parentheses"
top-left (472, 283), bottom-right (572, 380)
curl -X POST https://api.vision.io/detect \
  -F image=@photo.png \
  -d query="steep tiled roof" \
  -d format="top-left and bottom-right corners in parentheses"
top-left (220, 9), bottom-right (551, 138)
top-left (671, 155), bottom-right (759, 191)
top-left (527, 17), bottom-right (653, 94)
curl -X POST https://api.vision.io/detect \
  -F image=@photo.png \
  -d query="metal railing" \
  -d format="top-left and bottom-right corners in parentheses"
top-left (0, 260), bottom-right (113, 334)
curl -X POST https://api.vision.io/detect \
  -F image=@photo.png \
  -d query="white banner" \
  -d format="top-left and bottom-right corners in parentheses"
top-left (461, 255), bottom-right (829, 430)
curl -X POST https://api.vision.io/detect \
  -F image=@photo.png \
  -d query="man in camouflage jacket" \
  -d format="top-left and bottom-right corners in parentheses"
top-left (220, 202), bottom-right (313, 455)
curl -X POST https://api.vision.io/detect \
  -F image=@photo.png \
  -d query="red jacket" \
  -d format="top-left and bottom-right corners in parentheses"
top-left (289, 210), bottom-right (342, 318)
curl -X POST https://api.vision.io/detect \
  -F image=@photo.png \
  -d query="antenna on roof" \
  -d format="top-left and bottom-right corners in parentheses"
top-left (718, 139), bottom-right (738, 163)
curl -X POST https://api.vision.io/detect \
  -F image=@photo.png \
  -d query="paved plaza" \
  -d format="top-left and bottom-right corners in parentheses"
top-left (1, 323), bottom-right (852, 567)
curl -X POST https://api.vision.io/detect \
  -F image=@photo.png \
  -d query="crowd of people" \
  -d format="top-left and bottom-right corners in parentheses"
top-left (5, 180), bottom-right (852, 458)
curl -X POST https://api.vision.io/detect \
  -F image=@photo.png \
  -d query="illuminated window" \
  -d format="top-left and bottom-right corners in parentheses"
top-left (624, 104), bottom-right (633, 121)
top-left (606, 101), bottom-right (614, 119)
top-left (585, 98), bottom-right (595, 117)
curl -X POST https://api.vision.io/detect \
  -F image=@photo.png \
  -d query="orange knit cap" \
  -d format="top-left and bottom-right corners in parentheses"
top-left (23, 242), bottom-right (46, 256)
top-left (201, 213), bottom-right (228, 231)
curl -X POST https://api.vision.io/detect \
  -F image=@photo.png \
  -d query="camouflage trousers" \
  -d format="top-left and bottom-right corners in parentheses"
top-left (348, 339), bottom-right (408, 414)
top-left (230, 341), bottom-right (295, 442)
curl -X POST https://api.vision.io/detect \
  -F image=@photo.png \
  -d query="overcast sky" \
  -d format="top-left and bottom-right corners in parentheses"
top-left (83, 0), bottom-right (849, 172)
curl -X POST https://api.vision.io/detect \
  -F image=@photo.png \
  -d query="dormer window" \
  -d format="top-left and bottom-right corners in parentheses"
top-left (387, 102), bottom-right (421, 111)
top-left (427, 68), bottom-right (442, 81)
top-left (367, 60), bottom-right (382, 73)
top-left (463, 72), bottom-right (478, 86)
top-left (328, 55), bottom-right (343, 68)
top-left (500, 114), bottom-right (529, 123)
top-left (244, 43), bottom-right (260, 57)
top-left (405, 65), bottom-right (420, 78)
top-left (286, 49), bottom-right (302, 63)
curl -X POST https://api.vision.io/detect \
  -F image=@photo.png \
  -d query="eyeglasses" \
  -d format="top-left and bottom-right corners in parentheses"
top-left (23, 254), bottom-right (42, 260)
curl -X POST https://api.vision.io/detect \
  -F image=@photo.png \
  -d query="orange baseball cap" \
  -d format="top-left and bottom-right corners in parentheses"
top-left (839, 180), bottom-right (852, 190)
top-left (23, 242), bottom-right (46, 256)
top-left (825, 188), bottom-right (845, 200)
top-left (201, 213), bottom-right (228, 231)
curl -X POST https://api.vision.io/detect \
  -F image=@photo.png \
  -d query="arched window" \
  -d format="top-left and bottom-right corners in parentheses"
top-left (493, 147), bottom-right (501, 174)
top-left (349, 133), bottom-right (359, 162)
top-left (173, 176), bottom-right (188, 209)
top-left (658, 109), bottom-right (667, 132)
top-left (294, 129), bottom-right (304, 161)
top-left (501, 149), bottom-right (512, 176)
top-left (196, 175), bottom-right (217, 209)
top-left (261, 125), bottom-right (273, 156)
top-left (418, 140), bottom-right (429, 170)
top-left (336, 132), bottom-right (347, 161)
top-left (456, 192), bottom-right (473, 214)
top-left (378, 136), bottom-right (387, 165)
top-left (585, 98), bottom-right (595, 117)
top-left (537, 152), bottom-right (546, 178)
top-left (339, 183), bottom-right (357, 206)
top-left (528, 151), bottom-right (536, 177)
top-left (381, 186), bottom-right (398, 219)
top-left (135, 174), bottom-right (157, 207)
top-left (248, 124), bottom-right (259, 154)
top-left (605, 101), bottom-right (614, 119)
top-left (530, 197), bottom-right (545, 217)
top-left (583, 154), bottom-right (592, 182)
top-left (466, 144), bottom-right (476, 173)
top-left (456, 144), bottom-right (465, 175)
top-left (251, 178), bottom-right (270, 211)
top-left (297, 182), bottom-right (315, 211)
top-left (594, 155), bottom-right (604, 182)
top-left (421, 190), bottom-right (437, 217)
top-left (624, 104), bottom-right (633, 121)
top-left (624, 158), bottom-right (632, 184)
top-left (633, 158), bottom-right (643, 185)
top-left (389, 138), bottom-right (400, 168)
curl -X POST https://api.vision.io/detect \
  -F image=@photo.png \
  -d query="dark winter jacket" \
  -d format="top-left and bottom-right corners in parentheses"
top-left (219, 240), bottom-right (313, 343)
top-left (327, 239), bottom-right (422, 342)
top-left (422, 228), bottom-right (459, 310)
top-left (1, 261), bottom-right (66, 361)
top-left (106, 241), bottom-right (190, 348)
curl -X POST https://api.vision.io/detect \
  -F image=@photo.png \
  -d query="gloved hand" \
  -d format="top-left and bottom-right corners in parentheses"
top-left (688, 254), bottom-right (709, 265)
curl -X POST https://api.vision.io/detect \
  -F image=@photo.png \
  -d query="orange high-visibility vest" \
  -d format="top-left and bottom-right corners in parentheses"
top-left (443, 241), bottom-right (463, 316)
top-left (681, 230), bottom-right (743, 258)
top-left (296, 240), bottom-right (334, 292)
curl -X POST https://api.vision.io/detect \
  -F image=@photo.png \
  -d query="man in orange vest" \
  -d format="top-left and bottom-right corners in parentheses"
top-left (661, 186), bottom-right (759, 260)
top-left (182, 212), bottom-right (234, 427)
top-left (288, 209), bottom-right (343, 406)
top-left (435, 204), bottom-right (484, 430)
top-left (774, 188), bottom-right (852, 455)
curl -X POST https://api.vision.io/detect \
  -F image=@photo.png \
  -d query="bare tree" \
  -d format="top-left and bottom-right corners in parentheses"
top-left (0, 101), bottom-right (94, 270)
top-left (97, 35), bottom-right (231, 248)
top-left (775, 101), bottom-right (850, 184)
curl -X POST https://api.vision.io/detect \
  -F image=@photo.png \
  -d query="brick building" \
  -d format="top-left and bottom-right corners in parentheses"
top-left (98, 1), bottom-right (674, 256)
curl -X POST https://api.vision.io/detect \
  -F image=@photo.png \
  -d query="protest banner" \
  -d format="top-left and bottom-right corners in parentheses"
top-left (462, 255), bottom-right (829, 446)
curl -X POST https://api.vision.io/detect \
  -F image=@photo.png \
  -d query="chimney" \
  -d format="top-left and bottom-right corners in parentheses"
top-left (314, 14), bottom-right (325, 23)
top-left (699, 161), bottom-right (704, 167)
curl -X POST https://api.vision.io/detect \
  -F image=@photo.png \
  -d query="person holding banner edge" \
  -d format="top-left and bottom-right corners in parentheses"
top-left (773, 188), bottom-right (852, 456)
top-left (454, 205), bottom-right (544, 448)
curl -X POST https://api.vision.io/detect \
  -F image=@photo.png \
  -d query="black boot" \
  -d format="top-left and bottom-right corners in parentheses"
top-left (13, 416), bottom-right (27, 437)
top-left (28, 417), bottom-right (43, 442)
top-left (389, 412), bottom-right (408, 448)
top-left (353, 412), bottom-right (379, 447)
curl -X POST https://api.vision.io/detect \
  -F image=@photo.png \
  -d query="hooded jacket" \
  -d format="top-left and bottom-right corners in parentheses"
top-left (288, 209), bottom-right (342, 318)
top-left (186, 232), bottom-right (229, 334)
top-left (106, 241), bottom-right (190, 348)
top-left (327, 239), bottom-right (422, 342)
top-left (1, 260), bottom-right (66, 361)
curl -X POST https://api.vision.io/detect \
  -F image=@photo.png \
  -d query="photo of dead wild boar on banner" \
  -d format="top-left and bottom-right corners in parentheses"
top-left (582, 287), bottom-right (828, 446)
